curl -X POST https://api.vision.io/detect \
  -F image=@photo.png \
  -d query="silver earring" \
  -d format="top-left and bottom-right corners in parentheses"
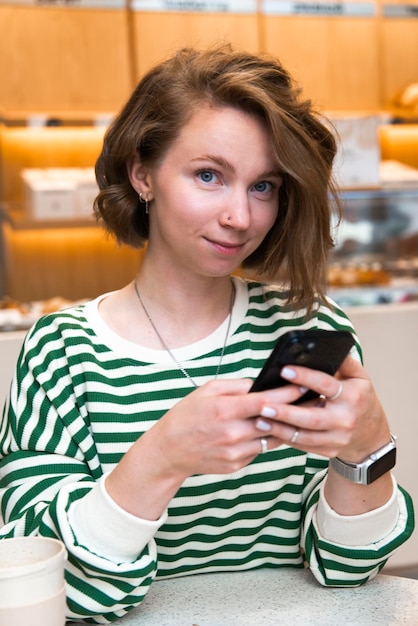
top-left (139, 192), bottom-right (149, 214)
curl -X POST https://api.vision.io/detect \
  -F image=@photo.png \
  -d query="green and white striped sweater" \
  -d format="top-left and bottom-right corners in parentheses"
top-left (0, 278), bottom-right (414, 624)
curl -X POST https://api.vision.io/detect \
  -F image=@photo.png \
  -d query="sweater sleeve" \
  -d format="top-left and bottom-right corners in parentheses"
top-left (303, 300), bottom-right (415, 584)
top-left (68, 473), bottom-right (167, 562)
top-left (316, 475), bottom-right (400, 546)
top-left (0, 448), bottom-right (161, 624)
top-left (0, 322), bottom-right (164, 624)
top-left (300, 464), bottom-right (415, 587)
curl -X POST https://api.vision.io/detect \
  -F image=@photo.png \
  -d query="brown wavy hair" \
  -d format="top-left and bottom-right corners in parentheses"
top-left (94, 45), bottom-right (339, 310)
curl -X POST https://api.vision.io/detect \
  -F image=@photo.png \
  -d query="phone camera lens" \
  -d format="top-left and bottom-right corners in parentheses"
top-left (296, 352), bottom-right (311, 364)
top-left (288, 342), bottom-right (303, 355)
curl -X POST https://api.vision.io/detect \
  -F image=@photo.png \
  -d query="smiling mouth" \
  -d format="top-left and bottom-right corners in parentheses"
top-left (207, 238), bottom-right (246, 255)
top-left (217, 241), bottom-right (243, 248)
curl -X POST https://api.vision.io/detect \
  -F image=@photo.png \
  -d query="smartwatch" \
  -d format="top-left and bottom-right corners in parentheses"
top-left (329, 435), bottom-right (397, 485)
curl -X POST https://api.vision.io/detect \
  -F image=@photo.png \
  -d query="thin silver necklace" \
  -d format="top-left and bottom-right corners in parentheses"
top-left (133, 279), bottom-right (235, 388)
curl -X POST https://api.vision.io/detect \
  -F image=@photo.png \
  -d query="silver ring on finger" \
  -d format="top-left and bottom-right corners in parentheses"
top-left (260, 438), bottom-right (268, 454)
top-left (316, 394), bottom-right (327, 408)
top-left (290, 429), bottom-right (300, 445)
top-left (329, 381), bottom-right (343, 401)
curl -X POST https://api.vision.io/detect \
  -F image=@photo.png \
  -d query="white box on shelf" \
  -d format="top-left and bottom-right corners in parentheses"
top-left (21, 169), bottom-right (77, 220)
top-left (21, 168), bottom-right (98, 221)
top-left (74, 168), bottom-right (99, 219)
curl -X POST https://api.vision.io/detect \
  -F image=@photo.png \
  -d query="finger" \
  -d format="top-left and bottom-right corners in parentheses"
top-left (283, 427), bottom-right (350, 458)
top-left (257, 393), bottom-right (349, 436)
top-left (279, 356), bottom-right (355, 401)
top-left (259, 401), bottom-right (352, 453)
top-left (201, 377), bottom-right (306, 404)
top-left (205, 376), bottom-right (312, 410)
top-left (251, 382), bottom-right (309, 406)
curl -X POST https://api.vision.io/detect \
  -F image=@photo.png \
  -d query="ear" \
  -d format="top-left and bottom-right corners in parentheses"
top-left (127, 154), bottom-right (153, 200)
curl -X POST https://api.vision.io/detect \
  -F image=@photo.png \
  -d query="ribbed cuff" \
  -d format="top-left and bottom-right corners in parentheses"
top-left (69, 472), bottom-right (167, 562)
top-left (317, 474), bottom-right (399, 546)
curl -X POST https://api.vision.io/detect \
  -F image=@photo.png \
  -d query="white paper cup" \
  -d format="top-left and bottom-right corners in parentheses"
top-left (0, 536), bottom-right (67, 626)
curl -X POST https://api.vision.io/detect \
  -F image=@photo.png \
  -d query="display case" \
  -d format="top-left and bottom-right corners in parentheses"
top-left (327, 161), bottom-right (418, 307)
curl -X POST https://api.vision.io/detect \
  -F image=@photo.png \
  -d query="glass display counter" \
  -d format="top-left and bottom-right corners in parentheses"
top-left (328, 165), bottom-right (418, 306)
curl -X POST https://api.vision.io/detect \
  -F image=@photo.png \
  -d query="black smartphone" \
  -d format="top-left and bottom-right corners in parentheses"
top-left (250, 329), bottom-right (355, 404)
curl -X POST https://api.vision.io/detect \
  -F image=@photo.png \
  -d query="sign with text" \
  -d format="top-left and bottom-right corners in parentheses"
top-left (383, 4), bottom-right (418, 17)
top-left (131, 0), bottom-right (256, 12)
top-left (0, 0), bottom-right (125, 7)
top-left (262, 0), bottom-right (376, 16)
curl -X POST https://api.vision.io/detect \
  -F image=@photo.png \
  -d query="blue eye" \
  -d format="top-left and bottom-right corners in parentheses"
top-left (197, 170), bottom-right (217, 183)
top-left (253, 181), bottom-right (274, 193)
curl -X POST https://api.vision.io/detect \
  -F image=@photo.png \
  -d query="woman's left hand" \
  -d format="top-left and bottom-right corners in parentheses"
top-left (255, 354), bottom-right (395, 514)
top-left (256, 354), bottom-right (391, 462)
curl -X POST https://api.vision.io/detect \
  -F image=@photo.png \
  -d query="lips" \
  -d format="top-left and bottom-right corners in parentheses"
top-left (206, 238), bottom-right (246, 256)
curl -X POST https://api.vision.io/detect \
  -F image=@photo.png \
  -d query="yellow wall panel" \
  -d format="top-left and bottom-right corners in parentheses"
top-left (0, 6), bottom-right (132, 113)
top-left (379, 19), bottom-right (418, 107)
top-left (131, 11), bottom-right (259, 79)
top-left (261, 17), bottom-right (380, 110)
top-left (0, 4), bottom-right (417, 114)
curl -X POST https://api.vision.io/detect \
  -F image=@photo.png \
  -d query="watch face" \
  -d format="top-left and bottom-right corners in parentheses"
top-left (367, 448), bottom-right (397, 483)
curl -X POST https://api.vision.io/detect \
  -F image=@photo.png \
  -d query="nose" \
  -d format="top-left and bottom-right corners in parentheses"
top-left (219, 190), bottom-right (251, 230)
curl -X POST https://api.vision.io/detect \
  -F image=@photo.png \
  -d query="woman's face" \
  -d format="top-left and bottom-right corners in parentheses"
top-left (132, 105), bottom-right (282, 279)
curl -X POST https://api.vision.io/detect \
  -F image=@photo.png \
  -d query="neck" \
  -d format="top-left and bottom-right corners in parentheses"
top-left (137, 254), bottom-right (234, 313)
top-left (133, 271), bottom-right (235, 349)
top-left (133, 278), bottom-right (235, 386)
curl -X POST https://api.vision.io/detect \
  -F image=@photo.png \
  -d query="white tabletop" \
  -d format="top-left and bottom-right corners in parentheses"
top-left (105, 568), bottom-right (418, 626)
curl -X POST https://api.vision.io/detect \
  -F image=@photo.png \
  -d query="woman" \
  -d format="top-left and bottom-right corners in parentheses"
top-left (0, 47), bottom-right (413, 623)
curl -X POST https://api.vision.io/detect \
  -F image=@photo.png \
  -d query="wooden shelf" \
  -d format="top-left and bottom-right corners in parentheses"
top-left (1, 203), bottom-right (96, 231)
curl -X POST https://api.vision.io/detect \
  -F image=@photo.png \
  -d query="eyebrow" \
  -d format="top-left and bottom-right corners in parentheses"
top-left (191, 154), bottom-right (234, 172)
top-left (191, 155), bottom-right (283, 179)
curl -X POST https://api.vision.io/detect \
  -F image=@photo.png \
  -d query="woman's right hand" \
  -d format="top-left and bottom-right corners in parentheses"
top-left (105, 378), bottom-right (301, 520)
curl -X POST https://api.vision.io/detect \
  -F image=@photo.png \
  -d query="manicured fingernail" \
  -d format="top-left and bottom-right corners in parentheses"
top-left (260, 406), bottom-right (277, 418)
top-left (281, 366), bottom-right (297, 380)
top-left (299, 386), bottom-right (308, 394)
top-left (256, 418), bottom-right (273, 432)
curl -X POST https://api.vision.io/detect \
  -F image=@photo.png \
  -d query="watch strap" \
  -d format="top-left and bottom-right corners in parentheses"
top-left (329, 435), bottom-right (397, 485)
top-left (329, 456), bottom-right (362, 482)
